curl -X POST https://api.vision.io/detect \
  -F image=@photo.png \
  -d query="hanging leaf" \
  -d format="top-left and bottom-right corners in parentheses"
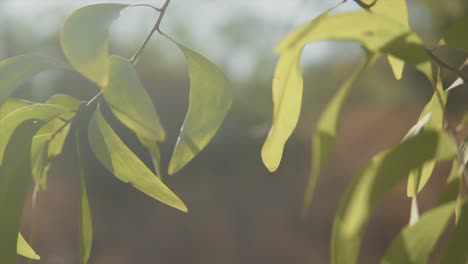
top-left (88, 106), bottom-right (187, 212)
top-left (0, 55), bottom-right (67, 107)
top-left (444, 15), bottom-right (468, 52)
top-left (167, 42), bottom-right (232, 175)
top-left (303, 54), bottom-right (379, 214)
top-left (381, 201), bottom-right (456, 264)
top-left (440, 201), bottom-right (468, 264)
top-left (331, 130), bottom-right (457, 264)
top-left (61, 3), bottom-right (128, 85)
top-left (0, 104), bottom-right (70, 165)
top-left (0, 119), bottom-right (45, 263)
top-left (17, 233), bottom-right (40, 260)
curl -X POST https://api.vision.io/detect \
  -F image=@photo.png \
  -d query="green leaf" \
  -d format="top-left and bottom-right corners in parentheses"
top-left (168, 42), bottom-right (232, 175)
top-left (0, 104), bottom-right (71, 165)
top-left (0, 99), bottom-right (32, 120)
top-left (261, 47), bottom-right (303, 172)
top-left (0, 119), bottom-right (45, 263)
top-left (407, 73), bottom-right (447, 196)
top-left (444, 15), bottom-right (468, 52)
top-left (331, 130), bottom-right (457, 264)
top-left (303, 54), bottom-right (379, 214)
top-left (17, 233), bottom-right (40, 260)
top-left (103, 55), bottom-right (165, 142)
top-left (88, 106), bottom-right (187, 212)
top-left (440, 201), bottom-right (468, 264)
top-left (381, 201), bottom-right (456, 264)
top-left (0, 55), bottom-right (67, 106)
top-left (60, 3), bottom-right (128, 85)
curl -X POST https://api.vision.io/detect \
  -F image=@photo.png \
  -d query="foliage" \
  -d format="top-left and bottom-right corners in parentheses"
top-left (261, 0), bottom-right (468, 263)
top-left (0, 1), bottom-right (231, 263)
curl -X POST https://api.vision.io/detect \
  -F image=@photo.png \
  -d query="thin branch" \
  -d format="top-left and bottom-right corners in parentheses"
top-left (130, 0), bottom-right (172, 65)
top-left (428, 51), bottom-right (468, 84)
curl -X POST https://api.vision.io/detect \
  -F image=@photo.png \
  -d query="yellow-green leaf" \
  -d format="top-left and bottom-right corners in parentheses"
top-left (0, 55), bottom-right (67, 106)
top-left (88, 106), bottom-right (187, 212)
top-left (444, 15), bottom-right (468, 52)
top-left (0, 119), bottom-right (45, 263)
top-left (331, 130), bottom-right (457, 264)
top-left (168, 42), bottom-right (232, 175)
top-left (381, 201), bottom-right (456, 264)
top-left (60, 4), bottom-right (127, 85)
top-left (303, 54), bottom-right (379, 214)
top-left (17, 233), bottom-right (40, 260)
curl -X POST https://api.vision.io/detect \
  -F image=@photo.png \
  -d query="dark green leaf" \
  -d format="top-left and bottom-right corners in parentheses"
top-left (331, 130), bottom-right (457, 264)
top-left (168, 42), bottom-right (232, 175)
top-left (381, 201), bottom-right (456, 264)
top-left (440, 201), bottom-right (468, 264)
top-left (444, 15), bottom-right (468, 52)
top-left (0, 119), bottom-right (45, 263)
top-left (88, 106), bottom-right (187, 212)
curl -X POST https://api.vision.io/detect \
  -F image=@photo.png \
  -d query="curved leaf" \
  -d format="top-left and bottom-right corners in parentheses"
top-left (303, 54), bottom-right (379, 214)
top-left (168, 42), bottom-right (232, 175)
top-left (0, 104), bottom-right (70, 165)
top-left (0, 55), bottom-right (67, 106)
top-left (61, 3), bottom-right (127, 85)
top-left (440, 201), bottom-right (468, 264)
top-left (331, 130), bottom-right (457, 264)
top-left (0, 119), bottom-right (45, 263)
top-left (381, 201), bottom-right (456, 264)
top-left (88, 106), bottom-right (187, 212)
top-left (444, 15), bottom-right (468, 52)
top-left (17, 233), bottom-right (40, 260)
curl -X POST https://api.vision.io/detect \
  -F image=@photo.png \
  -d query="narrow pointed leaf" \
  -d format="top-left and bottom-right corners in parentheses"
top-left (17, 233), bottom-right (40, 260)
top-left (261, 47), bottom-right (303, 172)
top-left (303, 54), bottom-right (378, 214)
top-left (0, 119), bottom-right (45, 263)
top-left (0, 55), bottom-right (67, 106)
top-left (60, 4), bottom-right (128, 85)
top-left (331, 130), bottom-right (457, 264)
top-left (440, 201), bottom-right (468, 264)
top-left (0, 104), bottom-right (70, 165)
top-left (168, 42), bottom-right (232, 175)
top-left (88, 106), bottom-right (187, 212)
top-left (444, 15), bottom-right (468, 52)
top-left (103, 55), bottom-right (165, 142)
top-left (381, 201), bottom-right (456, 264)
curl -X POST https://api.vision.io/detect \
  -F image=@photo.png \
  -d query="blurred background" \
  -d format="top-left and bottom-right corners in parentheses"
top-left (1, 0), bottom-right (467, 263)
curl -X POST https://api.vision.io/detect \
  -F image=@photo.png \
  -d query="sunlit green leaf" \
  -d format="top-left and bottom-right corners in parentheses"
top-left (88, 106), bottom-right (187, 212)
top-left (407, 74), bottom-right (446, 197)
top-left (61, 3), bottom-right (127, 85)
top-left (261, 47), bottom-right (303, 172)
top-left (168, 42), bottom-right (232, 175)
top-left (303, 54), bottom-right (379, 214)
top-left (0, 119), bottom-right (45, 263)
top-left (331, 130), bottom-right (457, 264)
top-left (381, 201), bottom-right (456, 264)
top-left (440, 201), bottom-right (468, 264)
top-left (103, 55), bottom-right (165, 142)
top-left (444, 15), bottom-right (468, 52)
top-left (17, 233), bottom-right (40, 260)
top-left (0, 104), bottom-right (70, 165)
top-left (0, 55), bottom-right (67, 106)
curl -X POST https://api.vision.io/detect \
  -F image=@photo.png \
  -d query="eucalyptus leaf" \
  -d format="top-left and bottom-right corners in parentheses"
top-left (0, 119), bottom-right (45, 263)
top-left (440, 201), bottom-right (468, 264)
top-left (17, 233), bottom-right (40, 260)
top-left (88, 106), bottom-right (187, 212)
top-left (444, 15), bottom-right (468, 52)
top-left (381, 201), bottom-right (456, 264)
top-left (168, 42), bottom-right (232, 175)
top-left (331, 130), bottom-right (457, 264)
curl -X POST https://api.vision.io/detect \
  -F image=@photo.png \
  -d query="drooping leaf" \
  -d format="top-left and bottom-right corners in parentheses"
top-left (303, 54), bottom-right (379, 214)
top-left (261, 47), bottom-right (304, 172)
top-left (331, 130), bottom-right (457, 264)
top-left (168, 42), bottom-right (232, 175)
top-left (0, 119), bottom-right (45, 263)
top-left (440, 201), bottom-right (468, 264)
top-left (381, 201), bottom-right (456, 264)
top-left (60, 3), bottom-right (128, 85)
top-left (0, 55), bottom-right (67, 106)
top-left (407, 72), bottom-right (447, 197)
top-left (17, 233), bottom-right (40, 260)
top-left (444, 15), bottom-right (468, 52)
top-left (0, 104), bottom-right (70, 165)
top-left (88, 106), bottom-right (187, 212)
top-left (103, 55), bottom-right (165, 142)
top-left (446, 77), bottom-right (464, 92)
